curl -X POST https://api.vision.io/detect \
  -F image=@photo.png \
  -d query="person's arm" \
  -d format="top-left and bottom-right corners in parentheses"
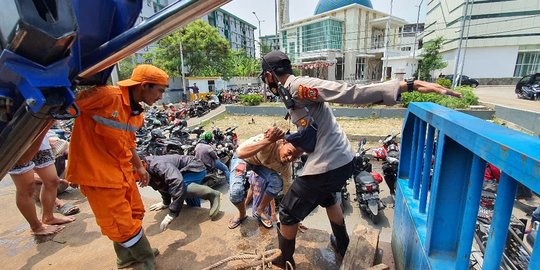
top-left (155, 163), bottom-right (186, 217)
top-left (236, 128), bottom-right (285, 159)
top-left (131, 148), bottom-right (149, 187)
top-left (291, 77), bottom-right (461, 106)
top-left (209, 146), bottom-right (219, 160)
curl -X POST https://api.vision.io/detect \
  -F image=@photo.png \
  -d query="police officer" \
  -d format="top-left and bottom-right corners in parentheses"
top-left (259, 50), bottom-right (461, 268)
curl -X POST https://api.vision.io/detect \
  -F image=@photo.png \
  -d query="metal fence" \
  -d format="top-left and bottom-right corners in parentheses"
top-left (392, 102), bottom-right (540, 270)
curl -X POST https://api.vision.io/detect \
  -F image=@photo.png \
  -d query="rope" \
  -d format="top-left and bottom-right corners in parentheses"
top-left (202, 249), bottom-right (282, 270)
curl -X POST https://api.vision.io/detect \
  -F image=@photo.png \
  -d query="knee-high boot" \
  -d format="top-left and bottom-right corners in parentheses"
top-left (330, 220), bottom-right (350, 257)
top-left (186, 183), bottom-right (221, 218)
top-left (124, 232), bottom-right (158, 270)
top-left (272, 224), bottom-right (296, 269)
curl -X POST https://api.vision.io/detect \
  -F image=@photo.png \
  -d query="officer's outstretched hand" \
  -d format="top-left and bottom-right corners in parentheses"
top-left (404, 80), bottom-right (462, 98)
top-left (263, 127), bottom-right (285, 143)
top-left (160, 214), bottom-right (175, 231)
top-left (149, 202), bottom-right (169, 211)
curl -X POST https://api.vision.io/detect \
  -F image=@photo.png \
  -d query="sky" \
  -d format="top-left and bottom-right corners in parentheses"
top-left (221, 0), bottom-right (427, 39)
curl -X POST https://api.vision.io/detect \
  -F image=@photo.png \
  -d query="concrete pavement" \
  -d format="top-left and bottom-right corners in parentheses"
top-left (474, 86), bottom-right (540, 113)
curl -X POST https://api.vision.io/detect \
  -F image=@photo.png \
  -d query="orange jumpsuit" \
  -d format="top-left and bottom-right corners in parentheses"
top-left (66, 85), bottom-right (144, 243)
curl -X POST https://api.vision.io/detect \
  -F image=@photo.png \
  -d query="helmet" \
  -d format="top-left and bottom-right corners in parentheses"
top-left (201, 131), bottom-right (213, 142)
top-left (151, 129), bottom-right (166, 139)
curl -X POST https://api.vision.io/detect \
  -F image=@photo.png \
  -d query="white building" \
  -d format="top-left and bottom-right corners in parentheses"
top-left (425, 0), bottom-right (540, 81)
top-left (279, 0), bottom-right (414, 82)
top-left (201, 8), bottom-right (257, 58)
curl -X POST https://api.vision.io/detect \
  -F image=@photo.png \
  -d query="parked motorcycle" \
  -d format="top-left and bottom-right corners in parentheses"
top-left (353, 139), bottom-right (386, 224)
top-left (372, 133), bottom-right (400, 196)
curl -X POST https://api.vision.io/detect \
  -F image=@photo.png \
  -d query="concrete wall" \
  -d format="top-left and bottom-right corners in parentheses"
top-left (225, 106), bottom-right (494, 120)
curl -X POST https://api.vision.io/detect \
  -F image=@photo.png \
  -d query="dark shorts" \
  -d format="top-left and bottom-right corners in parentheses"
top-left (279, 160), bottom-right (354, 225)
top-left (9, 149), bottom-right (55, 175)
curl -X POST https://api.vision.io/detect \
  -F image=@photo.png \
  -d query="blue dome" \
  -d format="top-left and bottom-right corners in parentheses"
top-left (314, 0), bottom-right (373, 15)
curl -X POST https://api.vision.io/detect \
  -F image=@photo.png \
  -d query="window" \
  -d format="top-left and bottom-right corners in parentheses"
top-left (514, 51), bottom-right (540, 77)
top-left (335, 57), bottom-right (344, 80)
top-left (519, 75), bottom-right (531, 84)
top-left (355, 57), bottom-right (365, 80)
top-left (301, 19), bottom-right (343, 52)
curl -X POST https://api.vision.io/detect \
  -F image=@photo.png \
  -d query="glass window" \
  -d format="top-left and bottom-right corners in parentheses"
top-left (335, 57), bottom-right (344, 80)
top-left (514, 51), bottom-right (540, 77)
top-left (301, 19), bottom-right (343, 53)
top-left (519, 76), bottom-right (531, 83)
top-left (355, 57), bottom-right (365, 80)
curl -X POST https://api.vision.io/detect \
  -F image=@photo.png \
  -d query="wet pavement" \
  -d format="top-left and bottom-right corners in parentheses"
top-left (0, 165), bottom-right (396, 270)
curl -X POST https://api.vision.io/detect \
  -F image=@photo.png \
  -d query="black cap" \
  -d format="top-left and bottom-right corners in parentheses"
top-left (260, 50), bottom-right (292, 77)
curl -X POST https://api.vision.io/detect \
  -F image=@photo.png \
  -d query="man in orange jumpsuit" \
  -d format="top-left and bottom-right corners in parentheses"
top-left (66, 64), bottom-right (168, 270)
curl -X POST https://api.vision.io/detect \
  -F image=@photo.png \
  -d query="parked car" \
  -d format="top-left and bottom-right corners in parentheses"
top-left (444, 75), bottom-right (479, 87)
top-left (515, 73), bottom-right (540, 100)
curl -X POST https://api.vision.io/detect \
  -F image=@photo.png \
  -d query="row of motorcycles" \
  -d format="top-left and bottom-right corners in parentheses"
top-left (135, 116), bottom-right (238, 188)
top-left (348, 133), bottom-right (400, 224)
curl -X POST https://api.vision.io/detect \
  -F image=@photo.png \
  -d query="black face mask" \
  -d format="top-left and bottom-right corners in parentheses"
top-left (268, 82), bottom-right (279, 96)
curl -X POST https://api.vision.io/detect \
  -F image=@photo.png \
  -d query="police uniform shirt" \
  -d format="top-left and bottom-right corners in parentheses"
top-left (283, 75), bottom-right (401, 176)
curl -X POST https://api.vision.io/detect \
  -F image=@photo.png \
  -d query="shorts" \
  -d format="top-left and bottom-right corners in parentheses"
top-left (229, 155), bottom-right (283, 205)
top-left (9, 149), bottom-right (55, 175)
top-left (279, 160), bottom-right (354, 225)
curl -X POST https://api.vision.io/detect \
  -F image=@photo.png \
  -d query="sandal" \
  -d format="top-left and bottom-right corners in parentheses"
top-left (56, 203), bottom-right (80, 216)
top-left (228, 216), bottom-right (248, 229)
top-left (254, 212), bottom-right (273, 229)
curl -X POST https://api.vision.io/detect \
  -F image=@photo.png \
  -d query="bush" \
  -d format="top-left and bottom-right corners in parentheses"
top-left (239, 94), bottom-right (263, 106)
top-left (400, 86), bottom-right (479, 109)
top-left (436, 78), bottom-right (452, 88)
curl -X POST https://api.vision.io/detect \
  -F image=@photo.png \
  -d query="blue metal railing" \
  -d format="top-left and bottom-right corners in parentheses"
top-left (392, 102), bottom-right (540, 270)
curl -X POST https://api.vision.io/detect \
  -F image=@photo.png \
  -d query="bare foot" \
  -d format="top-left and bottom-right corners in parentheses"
top-left (32, 224), bottom-right (64, 236)
top-left (43, 215), bottom-right (75, 225)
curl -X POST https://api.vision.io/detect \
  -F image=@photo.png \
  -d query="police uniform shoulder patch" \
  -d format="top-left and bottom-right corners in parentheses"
top-left (298, 84), bottom-right (319, 100)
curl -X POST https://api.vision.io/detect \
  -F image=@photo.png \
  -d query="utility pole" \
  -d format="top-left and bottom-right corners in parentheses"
top-left (458, 0), bottom-right (475, 86)
top-left (179, 41), bottom-right (188, 102)
top-left (381, 0), bottom-right (394, 81)
top-left (452, 0), bottom-right (470, 89)
top-left (252, 12), bottom-right (264, 57)
top-left (274, 0), bottom-right (278, 36)
top-left (412, 0), bottom-right (424, 79)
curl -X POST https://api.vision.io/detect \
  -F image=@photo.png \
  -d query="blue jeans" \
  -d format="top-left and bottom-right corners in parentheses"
top-left (229, 155), bottom-right (283, 205)
top-left (183, 170), bottom-right (206, 207)
top-left (215, 159), bottom-right (230, 184)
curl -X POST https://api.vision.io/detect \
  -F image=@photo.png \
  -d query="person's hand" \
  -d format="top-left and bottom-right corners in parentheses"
top-left (406, 80), bottom-right (462, 98)
top-left (136, 166), bottom-right (150, 187)
top-left (149, 202), bottom-right (169, 211)
top-left (160, 214), bottom-right (175, 231)
top-left (263, 127), bottom-right (285, 143)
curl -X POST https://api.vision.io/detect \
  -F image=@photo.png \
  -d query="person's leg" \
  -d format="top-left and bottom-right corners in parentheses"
top-left (252, 166), bottom-right (282, 223)
top-left (214, 159), bottom-right (230, 183)
top-left (186, 183), bottom-right (221, 218)
top-left (228, 157), bottom-right (248, 228)
top-left (10, 164), bottom-right (64, 236)
top-left (80, 183), bottom-right (156, 269)
top-left (34, 163), bottom-right (75, 225)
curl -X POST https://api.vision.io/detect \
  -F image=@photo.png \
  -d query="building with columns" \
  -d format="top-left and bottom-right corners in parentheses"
top-left (279, 0), bottom-right (416, 82)
top-left (425, 0), bottom-right (540, 81)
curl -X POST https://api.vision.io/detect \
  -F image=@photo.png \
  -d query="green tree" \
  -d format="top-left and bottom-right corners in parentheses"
top-left (260, 42), bottom-right (272, 56)
top-left (145, 19), bottom-right (232, 79)
top-left (227, 50), bottom-right (260, 77)
top-left (418, 36), bottom-right (447, 81)
top-left (117, 56), bottom-right (136, 80)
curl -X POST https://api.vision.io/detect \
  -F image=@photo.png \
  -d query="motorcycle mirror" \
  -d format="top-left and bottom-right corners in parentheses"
top-left (362, 138), bottom-right (367, 144)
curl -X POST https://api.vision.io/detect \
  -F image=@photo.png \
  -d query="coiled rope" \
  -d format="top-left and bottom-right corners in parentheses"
top-left (202, 248), bottom-right (283, 270)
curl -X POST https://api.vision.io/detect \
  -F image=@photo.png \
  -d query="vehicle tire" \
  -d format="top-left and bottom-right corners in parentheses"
top-left (471, 83), bottom-right (478, 88)
top-left (370, 212), bottom-right (380, 224)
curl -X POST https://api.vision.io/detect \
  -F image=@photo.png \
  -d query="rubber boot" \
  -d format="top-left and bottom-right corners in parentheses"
top-left (114, 241), bottom-right (160, 269)
top-left (272, 225), bottom-right (296, 269)
top-left (330, 220), bottom-right (350, 258)
top-left (126, 233), bottom-right (157, 270)
top-left (186, 183), bottom-right (221, 218)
